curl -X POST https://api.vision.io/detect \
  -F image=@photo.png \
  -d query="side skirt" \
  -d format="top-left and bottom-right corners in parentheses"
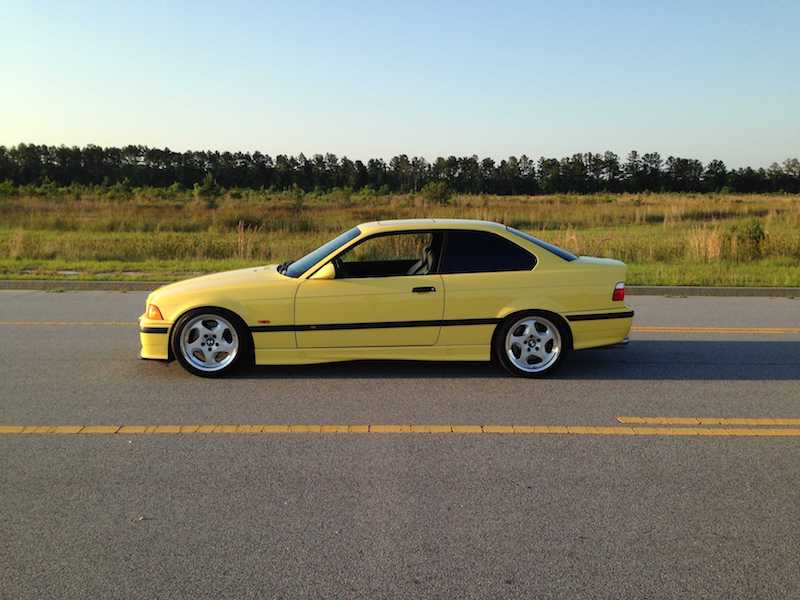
top-left (254, 345), bottom-right (491, 366)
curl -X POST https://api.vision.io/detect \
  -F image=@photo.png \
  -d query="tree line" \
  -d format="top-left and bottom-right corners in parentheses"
top-left (1, 144), bottom-right (798, 195)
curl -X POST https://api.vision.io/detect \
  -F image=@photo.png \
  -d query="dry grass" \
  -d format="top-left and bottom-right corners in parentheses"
top-left (1, 191), bottom-right (798, 285)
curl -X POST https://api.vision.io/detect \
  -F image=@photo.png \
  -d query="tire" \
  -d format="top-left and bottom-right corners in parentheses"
top-left (171, 308), bottom-right (251, 378)
top-left (493, 311), bottom-right (570, 378)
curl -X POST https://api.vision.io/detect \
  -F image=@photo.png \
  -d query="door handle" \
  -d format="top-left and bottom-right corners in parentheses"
top-left (412, 286), bottom-right (436, 293)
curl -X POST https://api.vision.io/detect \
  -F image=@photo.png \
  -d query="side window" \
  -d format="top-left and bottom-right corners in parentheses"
top-left (439, 231), bottom-right (535, 274)
top-left (337, 232), bottom-right (436, 278)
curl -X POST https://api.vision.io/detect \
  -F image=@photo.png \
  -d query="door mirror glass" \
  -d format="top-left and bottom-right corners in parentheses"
top-left (310, 262), bottom-right (336, 280)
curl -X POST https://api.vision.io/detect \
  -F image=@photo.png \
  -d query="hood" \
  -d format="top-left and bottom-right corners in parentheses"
top-left (153, 264), bottom-right (285, 296)
top-left (147, 265), bottom-right (300, 315)
top-left (146, 264), bottom-right (301, 323)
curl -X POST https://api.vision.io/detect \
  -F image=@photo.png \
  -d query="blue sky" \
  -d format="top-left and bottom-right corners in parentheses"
top-left (1, 0), bottom-right (798, 166)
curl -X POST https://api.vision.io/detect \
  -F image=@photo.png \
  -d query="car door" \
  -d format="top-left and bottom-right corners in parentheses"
top-left (294, 231), bottom-right (444, 348)
top-left (436, 230), bottom-right (538, 347)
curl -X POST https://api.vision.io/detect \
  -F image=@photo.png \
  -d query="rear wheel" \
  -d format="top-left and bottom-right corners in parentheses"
top-left (171, 309), bottom-right (250, 377)
top-left (494, 313), bottom-right (569, 377)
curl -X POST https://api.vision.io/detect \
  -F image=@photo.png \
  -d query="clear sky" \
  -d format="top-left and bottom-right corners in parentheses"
top-left (1, 0), bottom-right (798, 167)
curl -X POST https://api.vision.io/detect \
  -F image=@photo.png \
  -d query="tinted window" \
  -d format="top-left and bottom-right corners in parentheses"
top-left (506, 227), bottom-right (577, 262)
top-left (284, 227), bottom-right (360, 277)
top-left (439, 231), bottom-right (535, 274)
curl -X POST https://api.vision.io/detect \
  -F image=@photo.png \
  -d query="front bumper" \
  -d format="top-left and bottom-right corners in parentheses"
top-left (139, 314), bottom-right (171, 360)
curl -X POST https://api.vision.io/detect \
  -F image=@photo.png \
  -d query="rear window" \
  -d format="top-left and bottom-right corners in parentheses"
top-left (439, 230), bottom-right (535, 274)
top-left (506, 227), bottom-right (577, 262)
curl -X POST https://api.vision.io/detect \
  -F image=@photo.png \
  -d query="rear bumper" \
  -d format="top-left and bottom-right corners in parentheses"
top-left (589, 336), bottom-right (630, 350)
top-left (566, 309), bottom-right (633, 350)
top-left (139, 314), bottom-right (171, 360)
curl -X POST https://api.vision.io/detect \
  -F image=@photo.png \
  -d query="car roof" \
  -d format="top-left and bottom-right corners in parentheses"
top-left (360, 219), bottom-right (507, 234)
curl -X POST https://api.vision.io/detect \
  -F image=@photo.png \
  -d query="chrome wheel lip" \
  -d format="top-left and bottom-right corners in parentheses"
top-left (504, 316), bottom-right (561, 373)
top-left (179, 314), bottom-right (239, 373)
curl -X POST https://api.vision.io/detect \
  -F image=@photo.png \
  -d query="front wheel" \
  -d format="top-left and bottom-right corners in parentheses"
top-left (493, 313), bottom-right (569, 377)
top-left (171, 309), bottom-right (250, 377)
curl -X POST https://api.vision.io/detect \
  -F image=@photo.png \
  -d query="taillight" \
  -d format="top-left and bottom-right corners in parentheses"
top-left (612, 282), bottom-right (625, 302)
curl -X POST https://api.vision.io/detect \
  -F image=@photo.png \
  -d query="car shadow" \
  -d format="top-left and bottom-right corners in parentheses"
top-left (230, 340), bottom-right (799, 381)
top-left (557, 339), bottom-right (799, 381)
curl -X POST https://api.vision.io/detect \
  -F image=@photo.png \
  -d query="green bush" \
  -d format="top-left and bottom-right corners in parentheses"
top-left (36, 178), bottom-right (60, 198)
top-left (421, 181), bottom-right (451, 205)
top-left (193, 174), bottom-right (221, 208)
top-left (106, 178), bottom-right (133, 200)
top-left (0, 180), bottom-right (16, 197)
top-left (167, 182), bottom-right (184, 195)
top-left (728, 218), bottom-right (766, 259)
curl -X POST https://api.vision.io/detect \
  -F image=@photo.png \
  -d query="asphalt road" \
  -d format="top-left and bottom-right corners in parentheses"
top-left (1, 291), bottom-right (799, 599)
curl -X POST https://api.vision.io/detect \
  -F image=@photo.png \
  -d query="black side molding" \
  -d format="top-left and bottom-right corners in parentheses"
top-left (249, 311), bottom-right (633, 333)
top-left (251, 317), bottom-right (501, 333)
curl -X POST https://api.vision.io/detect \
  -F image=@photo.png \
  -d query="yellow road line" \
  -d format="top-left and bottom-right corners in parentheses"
top-left (618, 416), bottom-right (800, 426)
top-left (631, 326), bottom-right (800, 335)
top-left (2, 424), bottom-right (800, 437)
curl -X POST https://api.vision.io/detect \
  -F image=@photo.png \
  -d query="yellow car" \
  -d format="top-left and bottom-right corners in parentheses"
top-left (139, 219), bottom-right (633, 377)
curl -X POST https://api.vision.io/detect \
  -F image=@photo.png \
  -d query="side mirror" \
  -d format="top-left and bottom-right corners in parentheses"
top-left (310, 262), bottom-right (336, 280)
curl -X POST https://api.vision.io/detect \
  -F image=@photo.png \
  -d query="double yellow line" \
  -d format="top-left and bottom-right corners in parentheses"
top-left (617, 416), bottom-right (800, 426)
top-left (2, 417), bottom-right (800, 437)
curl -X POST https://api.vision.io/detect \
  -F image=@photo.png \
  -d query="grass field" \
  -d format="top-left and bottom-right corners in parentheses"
top-left (1, 190), bottom-right (798, 286)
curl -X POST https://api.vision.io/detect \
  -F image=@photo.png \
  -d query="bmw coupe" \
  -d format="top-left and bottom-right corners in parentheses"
top-left (139, 219), bottom-right (633, 377)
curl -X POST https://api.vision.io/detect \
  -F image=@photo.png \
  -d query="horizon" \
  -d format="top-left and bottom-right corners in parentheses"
top-left (2, 1), bottom-right (798, 168)
top-left (3, 142), bottom-right (798, 173)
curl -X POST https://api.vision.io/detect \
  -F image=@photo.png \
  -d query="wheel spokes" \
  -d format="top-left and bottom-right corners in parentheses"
top-left (504, 317), bottom-right (561, 373)
top-left (537, 327), bottom-right (554, 345)
top-left (180, 315), bottom-right (239, 372)
top-left (201, 319), bottom-right (221, 334)
top-left (186, 330), bottom-right (204, 351)
top-left (217, 337), bottom-right (234, 353)
top-left (510, 322), bottom-right (532, 344)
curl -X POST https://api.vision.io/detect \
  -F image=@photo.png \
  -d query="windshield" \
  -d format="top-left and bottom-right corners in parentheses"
top-left (282, 227), bottom-right (361, 278)
top-left (506, 226), bottom-right (577, 262)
